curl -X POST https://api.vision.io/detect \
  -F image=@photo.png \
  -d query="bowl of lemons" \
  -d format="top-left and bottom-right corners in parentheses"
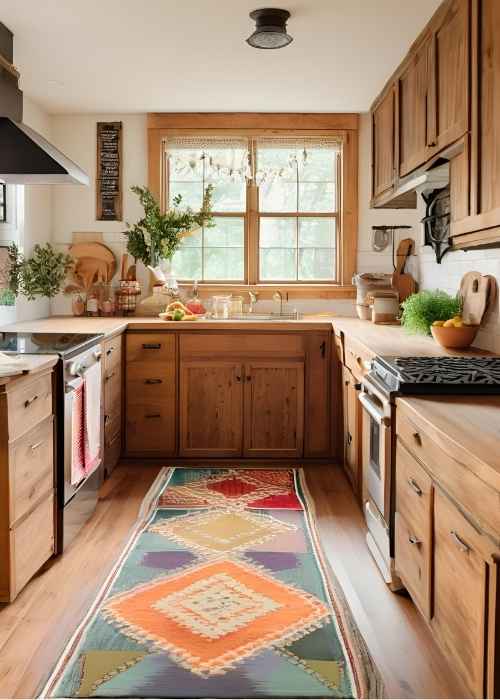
top-left (431, 315), bottom-right (479, 348)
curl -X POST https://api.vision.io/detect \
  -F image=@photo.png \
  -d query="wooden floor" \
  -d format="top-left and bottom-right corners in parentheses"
top-left (0, 463), bottom-right (466, 699)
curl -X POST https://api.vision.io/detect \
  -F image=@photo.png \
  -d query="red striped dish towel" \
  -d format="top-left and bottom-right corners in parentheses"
top-left (71, 378), bottom-right (86, 485)
top-left (84, 362), bottom-right (102, 476)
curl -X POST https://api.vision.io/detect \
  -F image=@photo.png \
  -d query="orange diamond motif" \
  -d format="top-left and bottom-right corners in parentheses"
top-left (103, 558), bottom-right (330, 677)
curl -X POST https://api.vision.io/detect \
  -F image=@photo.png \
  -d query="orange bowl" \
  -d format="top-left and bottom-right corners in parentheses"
top-left (431, 324), bottom-right (479, 348)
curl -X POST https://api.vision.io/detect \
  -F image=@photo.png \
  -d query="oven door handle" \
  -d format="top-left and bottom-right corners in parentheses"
top-left (359, 392), bottom-right (390, 426)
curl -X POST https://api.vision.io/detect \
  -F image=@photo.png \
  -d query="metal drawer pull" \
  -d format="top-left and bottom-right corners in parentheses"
top-left (30, 440), bottom-right (44, 451)
top-left (145, 378), bottom-right (162, 385)
top-left (450, 530), bottom-right (470, 553)
top-left (412, 431), bottom-right (422, 446)
top-left (408, 534), bottom-right (421, 545)
top-left (235, 375), bottom-right (242, 382)
top-left (142, 343), bottom-right (161, 349)
top-left (106, 347), bottom-right (115, 355)
top-left (320, 341), bottom-right (326, 358)
top-left (105, 371), bottom-right (116, 382)
top-left (408, 478), bottom-right (422, 496)
top-left (24, 394), bottom-right (38, 408)
top-left (145, 413), bottom-right (161, 419)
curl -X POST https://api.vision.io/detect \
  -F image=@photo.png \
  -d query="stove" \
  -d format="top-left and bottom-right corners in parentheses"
top-left (0, 331), bottom-right (103, 358)
top-left (371, 355), bottom-right (500, 395)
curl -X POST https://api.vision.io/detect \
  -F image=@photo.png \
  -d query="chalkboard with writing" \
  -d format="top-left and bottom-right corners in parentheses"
top-left (96, 121), bottom-right (122, 221)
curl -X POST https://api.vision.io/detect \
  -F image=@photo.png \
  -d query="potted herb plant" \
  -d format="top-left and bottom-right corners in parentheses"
top-left (8, 243), bottom-right (74, 300)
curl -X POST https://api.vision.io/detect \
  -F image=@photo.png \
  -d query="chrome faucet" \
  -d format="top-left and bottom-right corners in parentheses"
top-left (272, 290), bottom-right (283, 315)
top-left (247, 290), bottom-right (258, 313)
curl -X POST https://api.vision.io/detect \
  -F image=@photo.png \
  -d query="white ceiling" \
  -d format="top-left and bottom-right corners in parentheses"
top-left (1, 0), bottom-right (441, 114)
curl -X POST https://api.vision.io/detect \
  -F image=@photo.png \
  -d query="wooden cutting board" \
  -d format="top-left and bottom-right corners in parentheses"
top-left (460, 271), bottom-right (497, 325)
top-left (392, 238), bottom-right (416, 302)
top-left (69, 242), bottom-right (117, 291)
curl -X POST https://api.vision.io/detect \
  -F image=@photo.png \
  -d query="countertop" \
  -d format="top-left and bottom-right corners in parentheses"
top-left (0, 354), bottom-right (58, 387)
top-left (397, 394), bottom-right (500, 492)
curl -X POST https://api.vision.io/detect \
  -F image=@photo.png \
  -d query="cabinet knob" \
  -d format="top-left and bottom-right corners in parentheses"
top-left (246, 375), bottom-right (252, 382)
top-left (408, 534), bottom-right (421, 545)
top-left (412, 431), bottom-right (422, 446)
top-left (320, 341), bottom-right (326, 358)
top-left (450, 530), bottom-right (470, 553)
top-left (408, 478), bottom-right (422, 496)
top-left (235, 375), bottom-right (242, 382)
top-left (24, 394), bottom-right (38, 408)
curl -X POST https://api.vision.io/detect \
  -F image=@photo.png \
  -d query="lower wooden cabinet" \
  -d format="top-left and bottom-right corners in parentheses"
top-left (342, 367), bottom-right (362, 496)
top-left (103, 335), bottom-right (123, 474)
top-left (180, 361), bottom-right (243, 458)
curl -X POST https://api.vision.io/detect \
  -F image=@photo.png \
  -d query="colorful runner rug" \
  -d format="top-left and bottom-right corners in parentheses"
top-left (42, 468), bottom-right (383, 698)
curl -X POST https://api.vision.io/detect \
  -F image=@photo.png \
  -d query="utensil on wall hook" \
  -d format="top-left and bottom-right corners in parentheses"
top-left (371, 225), bottom-right (412, 263)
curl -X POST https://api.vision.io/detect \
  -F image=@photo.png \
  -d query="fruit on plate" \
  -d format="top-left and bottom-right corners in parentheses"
top-left (159, 300), bottom-right (198, 321)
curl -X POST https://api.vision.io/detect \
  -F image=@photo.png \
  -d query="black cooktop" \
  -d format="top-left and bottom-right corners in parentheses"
top-left (0, 332), bottom-right (103, 358)
top-left (372, 355), bottom-right (500, 395)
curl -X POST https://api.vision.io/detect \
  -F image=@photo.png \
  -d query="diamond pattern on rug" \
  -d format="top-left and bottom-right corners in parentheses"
top-left (158, 468), bottom-right (299, 511)
top-left (102, 558), bottom-right (330, 677)
top-left (149, 509), bottom-right (296, 555)
top-left (76, 650), bottom-right (146, 698)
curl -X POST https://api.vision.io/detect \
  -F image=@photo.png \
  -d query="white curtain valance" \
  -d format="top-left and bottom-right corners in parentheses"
top-left (165, 137), bottom-right (251, 182)
top-left (255, 138), bottom-right (341, 185)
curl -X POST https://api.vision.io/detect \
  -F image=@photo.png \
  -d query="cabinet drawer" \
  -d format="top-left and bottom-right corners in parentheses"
top-left (180, 333), bottom-right (304, 359)
top-left (432, 489), bottom-right (488, 698)
top-left (126, 333), bottom-right (175, 364)
top-left (10, 492), bottom-right (54, 599)
top-left (103, 336), bottom-right (122, 373)
top-left (397, 407), bottom-right (500, 538)
top-left (395, 511), bottom-right (432, 619)
top-left (343, 335), bottom-right (373, 380)
top-left (7, 373), bottom-right (52, 442)
top-left (396, 438), bottom-right (433, 538)
top-left (9, 415), bottom-right (54, 526)
top-left (126, 405), bottom-right (175, 454)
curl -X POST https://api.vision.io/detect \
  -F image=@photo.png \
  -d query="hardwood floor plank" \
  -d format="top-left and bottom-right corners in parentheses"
top-left (0, 463), bottom-right (466, 699)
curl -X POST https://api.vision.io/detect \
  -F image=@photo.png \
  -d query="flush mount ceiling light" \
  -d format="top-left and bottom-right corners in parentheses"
top-left (246, 8), bottom-right (293, 49)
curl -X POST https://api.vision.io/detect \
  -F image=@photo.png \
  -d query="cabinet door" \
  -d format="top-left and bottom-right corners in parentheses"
top-left (243, 361), bottom-right (304, 458)
top-left (430, 0), bottom-right (469, 152)
top-left (372, 85), bottom-right (396, 200)
top-left (432, 489), bottom-right (488, 698)
top-left (342, 367), bottom-right (361, 496)
top-left (304, 332), bottom-right (331, 458)
top-left (180, 361), bottom-right (243, 457)
top-left (125, 333), bottom-right (176, 455)
top-left (399, 38), bottom-right (432, 176)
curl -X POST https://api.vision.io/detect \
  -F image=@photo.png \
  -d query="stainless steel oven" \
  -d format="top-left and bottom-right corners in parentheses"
top-left (359, 375), bottom-right (394, 584)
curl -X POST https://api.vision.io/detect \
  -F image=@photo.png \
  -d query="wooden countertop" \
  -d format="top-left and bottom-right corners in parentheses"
top-left (332, 316), bottom-right (493, 358)
top-left (0, 354), bottom-right (58, 386)
top-left (397, 395), bottom-right (500, 492)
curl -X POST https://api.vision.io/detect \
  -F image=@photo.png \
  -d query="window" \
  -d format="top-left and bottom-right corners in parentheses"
top-left (165, 137), bottom-right (340, 284)
top-left (0, 184), bottom-right (6, 224)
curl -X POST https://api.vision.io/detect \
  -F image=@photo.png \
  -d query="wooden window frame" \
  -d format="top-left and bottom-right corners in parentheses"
top-left (147, 113), bottom-right (358, 299)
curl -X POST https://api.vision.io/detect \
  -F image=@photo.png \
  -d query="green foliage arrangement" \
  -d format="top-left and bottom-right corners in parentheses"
top-left (124, 185), bottom-right (214, 267)
top-left (400, 289), bottom-right (461, 335)
top-left (8, 243), bottom-right (74, 300)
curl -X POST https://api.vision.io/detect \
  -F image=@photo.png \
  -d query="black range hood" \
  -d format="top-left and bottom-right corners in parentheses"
top-left (0, 23), bottom-right (89, 186)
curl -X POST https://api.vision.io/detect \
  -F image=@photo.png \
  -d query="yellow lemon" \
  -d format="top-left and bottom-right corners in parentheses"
top-left (443, 319), bottom-right (455, 328)
top-left (432, 320), bottom-right (445, 327)
top-left (453, 320), bottom-right (464, 328)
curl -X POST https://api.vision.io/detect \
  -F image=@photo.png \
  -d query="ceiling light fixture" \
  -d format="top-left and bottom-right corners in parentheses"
top-left (246, 8), bottom-right (293, 50)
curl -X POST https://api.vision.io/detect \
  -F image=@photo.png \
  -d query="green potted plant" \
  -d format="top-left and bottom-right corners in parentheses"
top-left (8, 243), bottom-right (74, 300)
top-left (400, 290), bottom-right (461, 335)
top-left (123, 185), bottom-right (214, 269)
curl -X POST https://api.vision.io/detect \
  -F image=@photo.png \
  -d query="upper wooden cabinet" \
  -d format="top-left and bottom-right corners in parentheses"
top-left (371, 0), bottom-right (470, 208)
top-left (372, 86), bottom-right (396, 200)
top-left (451, 0), bottom-right (500, 246)
top-left (398, 38), bottom-right (433, 177)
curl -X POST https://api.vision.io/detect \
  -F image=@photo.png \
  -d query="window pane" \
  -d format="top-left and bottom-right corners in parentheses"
top-left (259, 180), bottom-right (297, 213)
top-left (299, 218), bottom-right (336, 247)
top-left (169, 181), bottom-right (203, 210)
top-left (299, 248), bottom-right (336, 280)
top-left (299, 182), bottom-right (335, 212)
top-left (260, 248), bottom-right (297, 281)
top-left (207, 179), bottom-right (246, 212)
top-left (204, 217), bottom-right (244, 247)
top-left (172, 247), bottom-right (202, 280)
top-left (298, 148), bottom-right (336, 181)
top-left (204, 248), bottom-right (244, 280)
top-left (260, 217), bottom-right (296, 247)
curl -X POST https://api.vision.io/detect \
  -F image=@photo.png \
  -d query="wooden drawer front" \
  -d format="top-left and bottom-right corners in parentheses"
top-left (343, 335), bottom-right (373, 379)
top-left (126, 333), bottom-right (175, 365)
top-left (397, 408), bottom-right (500, 538)
top-left (396, 439), bottom-right (433, 538)
top-left (9, 416), bottom-right (54, 526)
top-left (180, 333), bottom-right (304, 359)
top-left (7, 373), bottom-right (52, 442)
top-left (126, 404), bottom-right (176, 454)
top-left (432, 489), bottom-right (488, 698)
top-left (103, 336), bottom-right (122, 373)
top-left (395, 512), bottom-right (432, 620)
top-left (11, 493), bottom-right (54, 598)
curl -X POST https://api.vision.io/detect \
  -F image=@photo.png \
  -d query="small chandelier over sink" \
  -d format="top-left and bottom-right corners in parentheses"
top-left (246, 8), bottom-right (293, 49)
